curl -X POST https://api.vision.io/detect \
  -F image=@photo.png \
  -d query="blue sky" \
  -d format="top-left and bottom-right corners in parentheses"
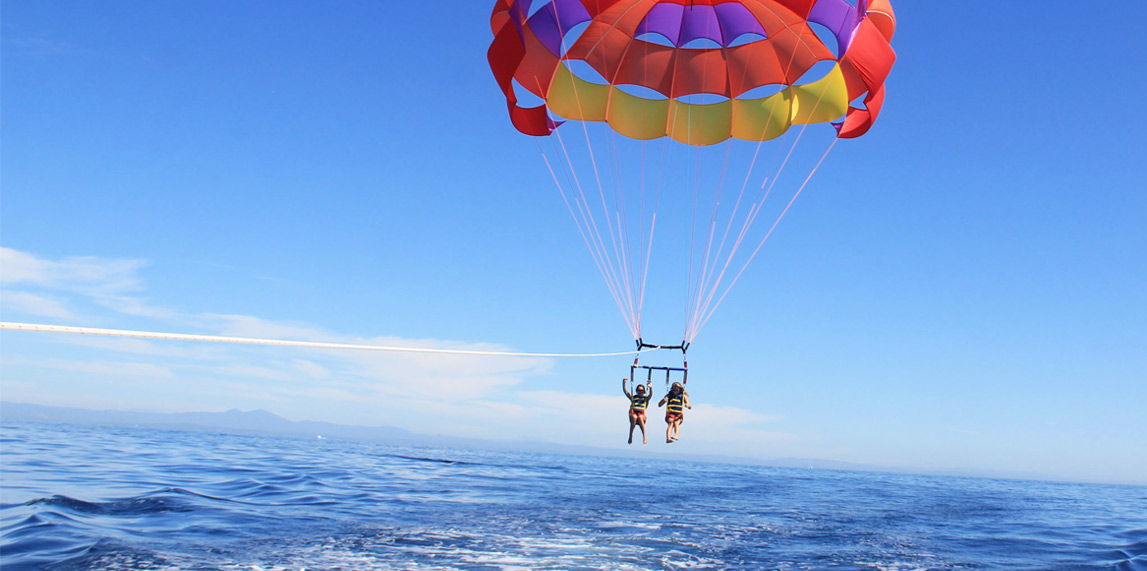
top-left (2, 1), bottom-right (1145, 486)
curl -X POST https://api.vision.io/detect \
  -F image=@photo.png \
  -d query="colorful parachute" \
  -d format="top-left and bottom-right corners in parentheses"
top-left (490, 0), bottom-right (895, 143)
top-left (489, 0), bottom-right (896, 345)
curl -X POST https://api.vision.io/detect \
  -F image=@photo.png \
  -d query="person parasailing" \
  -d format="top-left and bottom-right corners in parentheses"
top-left (623, 377), bottom-right (653, 444)
top-left (659, 382), bottom-right (691, 443)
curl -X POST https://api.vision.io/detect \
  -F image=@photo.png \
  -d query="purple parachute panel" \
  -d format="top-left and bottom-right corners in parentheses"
top-left (637, 3), bottom-right (766, 47)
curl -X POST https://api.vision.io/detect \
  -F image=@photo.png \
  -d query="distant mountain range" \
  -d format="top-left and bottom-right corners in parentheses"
top-left (2, 401), bottom-right (418, 443)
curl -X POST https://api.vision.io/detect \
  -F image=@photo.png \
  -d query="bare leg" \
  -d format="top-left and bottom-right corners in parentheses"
top-left (637, 418), bottom-right (647, 444)
top-left (628, 413), bottom-right (637, 444)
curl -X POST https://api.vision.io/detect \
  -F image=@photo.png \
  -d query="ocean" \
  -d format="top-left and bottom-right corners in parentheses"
top-left (1, 421), bottom-right (1144, 570)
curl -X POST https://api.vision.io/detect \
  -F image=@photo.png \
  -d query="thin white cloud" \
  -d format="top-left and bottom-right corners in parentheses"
top-left (1, 247), bottom-right (144, 291)
top-left (0, 291), bottom-right (75, 320)
top-left (0, 247), bottom-right (173, 320)
top-left (684, 403), bottom-right (795, 444)
top-left (290, 359), bottom-right (330, 379)
top-left (96, 294), bottom-right (176, 319)
top-left (38, 334), bottom-right (224, 360)
top-left (37, 358), bottom-right (176, 379)
top-left (213, 363), bottom-right (300, 382)
top-left (199, 313), bottom-right (553, 400)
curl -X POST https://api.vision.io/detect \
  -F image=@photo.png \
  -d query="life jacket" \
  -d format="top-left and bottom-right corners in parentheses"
top-left (630, 393), bottom-right (649, 412)
top-left (666, 393), bottom-right (685, 414)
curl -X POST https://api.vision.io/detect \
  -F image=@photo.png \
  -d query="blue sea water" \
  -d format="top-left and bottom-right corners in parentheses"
top-left (1, 421), bottom-right (1144, 570)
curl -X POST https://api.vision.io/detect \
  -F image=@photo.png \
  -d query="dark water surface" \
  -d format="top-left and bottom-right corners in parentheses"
top-left (1, 421), bottom-right (1144, 570)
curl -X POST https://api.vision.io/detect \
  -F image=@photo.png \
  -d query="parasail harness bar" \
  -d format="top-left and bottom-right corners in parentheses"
top-left (631, 338), bottom-right (689, 387)
top-left (635, 338), bottom-right (689, 353)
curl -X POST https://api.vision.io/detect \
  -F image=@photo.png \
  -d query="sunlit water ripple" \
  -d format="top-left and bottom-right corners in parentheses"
top-left (1, 421), bottom-right (1144, 570)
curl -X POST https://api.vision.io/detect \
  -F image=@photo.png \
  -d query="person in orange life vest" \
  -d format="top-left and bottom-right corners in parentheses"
top-left (623, 378), bottom-right (653, 445)
top-left (658, 382), bottom-right (692, 443)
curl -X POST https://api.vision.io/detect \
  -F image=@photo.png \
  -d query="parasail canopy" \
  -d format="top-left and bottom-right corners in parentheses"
top-left (490, 0), bottom-right (895, 143)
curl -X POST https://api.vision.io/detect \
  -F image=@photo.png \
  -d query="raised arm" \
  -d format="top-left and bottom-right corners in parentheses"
top-left (622, 378), bottom-right (632, 399)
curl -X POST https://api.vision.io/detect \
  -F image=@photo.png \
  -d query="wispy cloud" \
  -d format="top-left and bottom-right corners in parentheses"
top-left (195, 313), bottom-right (554, 400)
top-left (1, 247), bottom-right (145, 290)
top-left (36, 358), bottom-right (176, 379)
top-left (0, 291), bottom-right (75, 320)
top-left (36, 335), bottom-right (225, 359)
top-left (685, 403), bottom-right (794, 444)
top-left (1, 247), bottom-right (173, 320)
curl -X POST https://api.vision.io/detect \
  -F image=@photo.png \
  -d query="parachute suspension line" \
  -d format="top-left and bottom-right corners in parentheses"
top-left (691, 136), bottom-right (839, 342)
top-left (689, 213), bottom-right (718, 341)
top-left (686, 139), bottom-right (734, 344)
top-left (686, 124), bottom-right (798, 340)
top-left (687, 62), bottom-right (840, 343)
top-left (683, 16), bottom-right (804, 344)
top-left (683, 54), bottom-right (776, 343)
top-left (602, 130), bottom-right (629, 313)
top-left (688, 4), bottom-right (734, 316)
top-left (686, 6), bottom-right (731, 341)
top-left (545, 126), bottom-right (638, 339)
top-left (710, 111), bottom-right (799, 295)
top-left (635, 38), bottom-right (651, 339)
top-left (686, 131), bottom-right (772, 343)
top-left (614, 25), bottom-right (658, 342)
top-left (552, 122), bottom-right (635, 336)
top-left (603, 127), bottom-right (636, 334)
top-left (682, 12), bottom-right (724, 343)
top-left (604, 38), bottom-right (648, 340)
top-left (638, 137), bottom-right (671, 340)
top-left (684, 26), bottom-right (811, 341)
top-left (575, 141), bottom-right (637, 340)
top-left (536, 138), bottom-right (636, 339)
top-left (616, 205), bottom-right (638, 329)
top-left (684, 126), bottom-right (708, 337)
top-left (636, 135), bottom-right (647, 339)
top-left (555, 7), bottom-right (641, 341)
top-left (639, 211), bottom-right (656, 338)
top-left (608, 128), bottom-right (640, 341)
